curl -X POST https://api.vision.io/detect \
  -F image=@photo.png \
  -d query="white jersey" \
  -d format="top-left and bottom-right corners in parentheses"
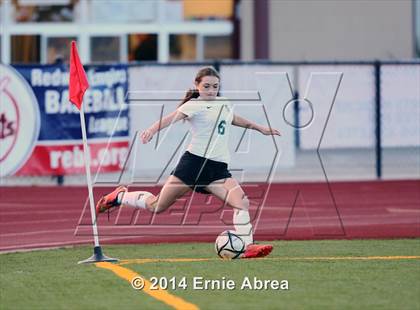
top-left (177, 97), bottom-right (233, 164)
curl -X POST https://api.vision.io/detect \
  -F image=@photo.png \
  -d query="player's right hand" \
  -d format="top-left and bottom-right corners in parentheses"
top-left (140, 129), bottom-right (154, 144)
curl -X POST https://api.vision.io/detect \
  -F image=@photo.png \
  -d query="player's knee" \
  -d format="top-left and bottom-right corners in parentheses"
top-left (147, 200), bottom-right (161, 213)
top-left (154, 207), bottom-right (165, 214)
top-left (153, 202), bottom-right (169, 214)
top-left (231, 196), bottom-right (249, 211)
top-left (241, 196), bottom-right (250, 211)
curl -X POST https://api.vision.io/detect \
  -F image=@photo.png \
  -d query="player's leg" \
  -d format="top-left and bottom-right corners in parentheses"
top-left (205, 178), bottom-right (273, 258)
top-left (144, 175), bottom-right (192, 213)
top-left (96, 175), bottom-right (191, 214)
top-left (206, 178), bottom-right (253, 243)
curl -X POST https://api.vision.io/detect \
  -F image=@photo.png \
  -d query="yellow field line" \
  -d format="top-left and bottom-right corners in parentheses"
top-left (277, 256), bottom-right (420, 261)
top-left (118, 258), bottom-right (214, 265)
top-left (95, 262), bottom-right (199, 310)
top-left (118, 255), bottom-right (420, 265)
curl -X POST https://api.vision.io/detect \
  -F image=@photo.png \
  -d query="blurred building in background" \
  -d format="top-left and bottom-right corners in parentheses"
top-left (242, 0), bottom-right (418, 61)
top-left (0, 0), bottom-right (237, 64)
top-left (0, 0), bottom-right (419, 64)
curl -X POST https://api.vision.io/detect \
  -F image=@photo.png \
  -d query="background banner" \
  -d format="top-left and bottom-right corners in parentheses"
top-left (3, 64), bottom-right (130, 176)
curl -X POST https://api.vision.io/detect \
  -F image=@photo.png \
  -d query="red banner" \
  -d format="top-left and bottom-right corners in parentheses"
top-left (16, 141), bottom-right (129, 175)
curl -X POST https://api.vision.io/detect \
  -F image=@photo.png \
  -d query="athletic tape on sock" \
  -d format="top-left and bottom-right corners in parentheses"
top-left (233, 209), bottom-right (254, 246)
top-left (121, 191), bottom-right (153, 209)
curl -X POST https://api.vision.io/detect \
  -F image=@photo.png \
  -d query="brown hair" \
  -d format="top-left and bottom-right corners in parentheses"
top-left (179, 66), bottom-right (220, 106)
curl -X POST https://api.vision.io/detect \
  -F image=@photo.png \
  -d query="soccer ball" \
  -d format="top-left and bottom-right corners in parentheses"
top-left (215, 230), bottom-right (246, 259)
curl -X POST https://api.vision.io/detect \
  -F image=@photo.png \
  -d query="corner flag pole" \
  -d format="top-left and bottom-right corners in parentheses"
top-left (78, 109), bottom-right (99, 248)
top-left (68, 41), bottom-right (117, 264)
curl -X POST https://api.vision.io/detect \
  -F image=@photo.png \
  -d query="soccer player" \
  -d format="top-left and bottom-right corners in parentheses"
top-left (96, 67), bottom-right (280, 258)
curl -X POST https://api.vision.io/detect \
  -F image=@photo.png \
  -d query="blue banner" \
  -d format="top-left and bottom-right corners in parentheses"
top-left (13, 64), bottom-right (129, 141)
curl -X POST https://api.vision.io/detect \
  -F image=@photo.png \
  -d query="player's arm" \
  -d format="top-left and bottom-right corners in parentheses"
top-left (232, 114), bottom-right (281, 136)
top-left (141, 110), bottom-right (187, 143)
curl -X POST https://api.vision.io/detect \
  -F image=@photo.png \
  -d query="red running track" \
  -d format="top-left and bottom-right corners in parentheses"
top-left (0, 180), bottom-right (419, 252)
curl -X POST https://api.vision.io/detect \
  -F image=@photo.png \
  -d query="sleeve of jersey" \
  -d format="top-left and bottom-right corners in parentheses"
top-left (177, 102), bottom-right (200, 117)
top-left (226, 100), bottom-right (234, 122)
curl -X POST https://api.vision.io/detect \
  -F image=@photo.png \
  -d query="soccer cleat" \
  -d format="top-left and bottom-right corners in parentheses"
top-left (95, 186), bottom-right (127, 215)
top-left (241, 244), bottom-right (273, 259)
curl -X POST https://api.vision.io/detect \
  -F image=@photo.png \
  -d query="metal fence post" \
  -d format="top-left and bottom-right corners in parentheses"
top-left (293, 90), bottom-right (300, 149)
top-left (213, 60), bottom-right (221, 73)
top-left (374, 60), bottom-right (382, 179)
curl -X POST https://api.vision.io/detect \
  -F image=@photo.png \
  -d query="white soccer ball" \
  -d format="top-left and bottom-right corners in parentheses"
top-left (215, 230), bottom-right (245, 259)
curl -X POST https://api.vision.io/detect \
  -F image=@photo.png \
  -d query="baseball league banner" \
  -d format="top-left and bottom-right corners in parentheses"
top-left (0, 63), bottom-right (129, 176)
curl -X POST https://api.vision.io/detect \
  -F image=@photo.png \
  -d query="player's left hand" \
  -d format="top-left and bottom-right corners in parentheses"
top-left (260, 127), bottom-right (281, 136)
top-left (140, 129), bottom-right (154, 143)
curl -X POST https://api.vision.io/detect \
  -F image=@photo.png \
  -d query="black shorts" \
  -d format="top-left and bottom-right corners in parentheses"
top-left (171, 151), bottom-right (232, 194)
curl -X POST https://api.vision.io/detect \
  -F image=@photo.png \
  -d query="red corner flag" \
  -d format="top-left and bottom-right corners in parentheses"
top-left (69, 41), bottom-right (89, 110)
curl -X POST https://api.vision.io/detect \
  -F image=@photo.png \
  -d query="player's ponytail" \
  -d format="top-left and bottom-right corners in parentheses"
top-left (179, 66), bottom-right (220, 107)
top-left (181, 88), bottom-right (200, 105)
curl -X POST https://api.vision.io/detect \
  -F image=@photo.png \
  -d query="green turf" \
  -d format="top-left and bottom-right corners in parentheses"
top-left (1, 239), bottom-right (419, 310)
